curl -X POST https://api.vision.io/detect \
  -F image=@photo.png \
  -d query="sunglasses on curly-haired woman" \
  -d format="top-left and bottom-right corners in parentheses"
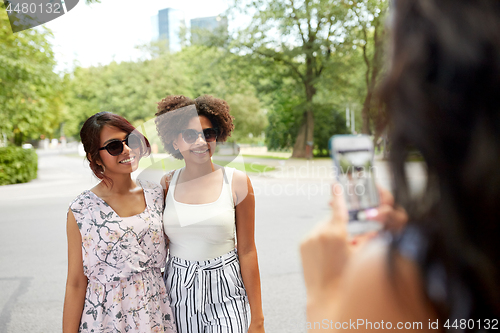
top-left (180, 128), bottom-right (218, 144)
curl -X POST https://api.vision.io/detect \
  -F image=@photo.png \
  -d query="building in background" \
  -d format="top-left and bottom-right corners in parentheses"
top-left (151, 8), bottom-right (185, 53)
top-left (151, 10), bottom-right (228, 51)
top-left (190, 15), bottom-right (228, 45)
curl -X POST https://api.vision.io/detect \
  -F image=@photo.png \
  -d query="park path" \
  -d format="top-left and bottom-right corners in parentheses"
top-left (0, 151), bottom-right (97, 333)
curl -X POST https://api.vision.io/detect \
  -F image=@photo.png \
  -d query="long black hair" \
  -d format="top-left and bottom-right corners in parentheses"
top-left (382, 0), bottom-right (500, 324)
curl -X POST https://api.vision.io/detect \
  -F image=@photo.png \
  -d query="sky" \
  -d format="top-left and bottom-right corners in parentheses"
top-left (43, 0), bottom-right (230, 72)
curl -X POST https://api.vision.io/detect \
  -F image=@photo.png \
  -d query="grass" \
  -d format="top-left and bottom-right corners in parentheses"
top-left (242, 154), bottom-right (289, 160)
top-left (63, 153), bottom-right (85, 159)
top-left (139, 157), bottom-right (184, 171)
top-left (139, 157), bottom-right (275, 174)
top-left (231, 162), bottom-right (275, 173)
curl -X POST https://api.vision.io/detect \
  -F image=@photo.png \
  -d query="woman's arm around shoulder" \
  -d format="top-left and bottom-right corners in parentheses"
top-left (160, 170), bottom-right (176, 199)
top-left (160, 171), bottom-right (175, 246)
top-left (62, 210), bottom-right (88, 333)
top-left (233, 170), bottom-right (265, 333)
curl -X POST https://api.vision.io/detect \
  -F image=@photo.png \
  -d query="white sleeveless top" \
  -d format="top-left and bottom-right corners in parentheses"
top-left (163, 167), bottom-right (236, 261)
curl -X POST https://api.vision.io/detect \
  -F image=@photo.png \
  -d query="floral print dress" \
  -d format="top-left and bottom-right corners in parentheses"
top-left (69, 180), bottom-right (176, 333)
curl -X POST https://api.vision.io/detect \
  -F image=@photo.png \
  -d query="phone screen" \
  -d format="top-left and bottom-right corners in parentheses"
top-left (330, 135), bottom-right (379, 222)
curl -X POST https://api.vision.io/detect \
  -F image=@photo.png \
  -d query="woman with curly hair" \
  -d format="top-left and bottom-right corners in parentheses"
top-left (155, 95), bottom-right (265, 333)
top-left (63, 112), bottom-right (177, 332)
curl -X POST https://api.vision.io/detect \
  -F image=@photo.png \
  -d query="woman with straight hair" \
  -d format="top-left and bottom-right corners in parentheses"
top-left (155, 95), bottom-right (265, 333)
top-left (63, 112), bottom-right (177, 333)
top-left (301, 0), bottom-right (500, 331)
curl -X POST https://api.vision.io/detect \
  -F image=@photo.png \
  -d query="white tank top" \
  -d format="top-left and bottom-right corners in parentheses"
top-left (163, 167), bottom-right (236, 261)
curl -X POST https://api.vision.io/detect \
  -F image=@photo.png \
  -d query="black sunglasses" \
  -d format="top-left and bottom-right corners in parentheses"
top-left (180, 128), bottom-right (218, 144)
top-left (99, 133), bottom-right (142, 156)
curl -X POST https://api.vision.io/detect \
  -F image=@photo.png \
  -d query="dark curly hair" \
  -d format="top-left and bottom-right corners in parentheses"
top-left (80, 112), bottom-right (151, 184)
top-left (155, 95), bottom-right (234, 160)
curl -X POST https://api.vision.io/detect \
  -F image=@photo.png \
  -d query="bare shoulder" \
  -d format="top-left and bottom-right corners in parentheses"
top-left (232, 169), bottom-right (250, 187)
top-left (67, 208), bottom-right (76, 223)
top-left (337, 238), bottom-right (436, 327)
top-left (66, 209), bottom-right (81, 239)
top-left (231, 169), bottom-right (252, 205)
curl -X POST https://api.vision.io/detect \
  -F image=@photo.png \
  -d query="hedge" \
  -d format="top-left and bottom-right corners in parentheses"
top-left (0, 146), bottom-right (38, 185)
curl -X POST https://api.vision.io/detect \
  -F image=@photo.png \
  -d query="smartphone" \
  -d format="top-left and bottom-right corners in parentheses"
top-left (329, 135), bottom-right (381, 234)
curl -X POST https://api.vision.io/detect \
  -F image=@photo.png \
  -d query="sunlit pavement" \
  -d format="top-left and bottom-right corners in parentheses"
top-left (0, 150), bottom-right (425, 333)
top-left (0, 150), bottom-right (97, 333)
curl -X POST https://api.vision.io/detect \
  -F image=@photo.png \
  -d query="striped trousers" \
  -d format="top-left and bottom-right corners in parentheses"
top-left (164, 250), bottom-right (250, 333)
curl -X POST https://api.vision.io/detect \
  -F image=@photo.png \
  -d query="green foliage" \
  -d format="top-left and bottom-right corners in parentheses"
top-left (264, 77), bottom-right (304, 150)
top-left (226, 93), bottom-right (266, 141)
top-left (343, 0), bottom-right (389, 134)
top-left (312, 104), bottom-right (349, 156)
top-left (0, 10), bottom-right (63, 144)
top-left (0, 0), bottom-right (390, 160)
top-left (0, 146), bottom-right (38, 185)
top-left (63, 45), bottom-right (268, 143)
top-left (0, 0), bottom-right (387, 156)
top-left (173, 46), bottom-right (268, 143)
top-left (62, 55), bottom-right (192, 137)
top-left (266, 100), bottom-right (349, 155)
top-left (234, 0), bottom-right (349, 79)
top-left (239, 41), bottom-right (355, 153)
top-left (231, 0), bottom-right (377, 156)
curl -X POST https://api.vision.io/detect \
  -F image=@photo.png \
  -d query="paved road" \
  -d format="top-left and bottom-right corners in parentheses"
top-left (0, 151), bottom-right (98, 333)
top-left (0, 151), bottom-right (425, 333)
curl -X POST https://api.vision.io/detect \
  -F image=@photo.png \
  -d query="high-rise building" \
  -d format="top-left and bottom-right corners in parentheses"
top-left (190, 15), bottom-right (228, 45)
top-left (151, 8), bottom-right (185, 53)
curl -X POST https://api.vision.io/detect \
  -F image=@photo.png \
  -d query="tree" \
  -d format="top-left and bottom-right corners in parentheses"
top-left (233, 0), bottom-right (350, 158)
top-left (258, 54), bottom-right (352, 153)
top-left (63, 44), bottom-right (267, 142)
top-left (173, 45), bottom-right (268, 142)
top-left (345, 0), bottom-right (388, 136)
top-left (0, 10), bottom-right (63, 145)
top-left (62, 54), bottom-right (192, 138)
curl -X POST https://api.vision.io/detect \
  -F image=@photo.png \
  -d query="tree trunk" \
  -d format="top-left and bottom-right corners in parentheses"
top-left (361, 90), bottom-right (373, 135)
top-left (292, 76), bottom-right (316, 158)
top-left (14, 131), bottom-right (23, 147)
top-left (360, 16), bottom-right (385, 136)
top-left (305, 109), bottom-right (314, 159)
top-left (291, 110), bottom-right (314, 158)
top-left (292, 115), bottom-right (307, 158)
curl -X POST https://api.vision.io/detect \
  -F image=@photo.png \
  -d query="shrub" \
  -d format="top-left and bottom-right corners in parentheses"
top-left (0, 146), bottom-right (38, 185)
